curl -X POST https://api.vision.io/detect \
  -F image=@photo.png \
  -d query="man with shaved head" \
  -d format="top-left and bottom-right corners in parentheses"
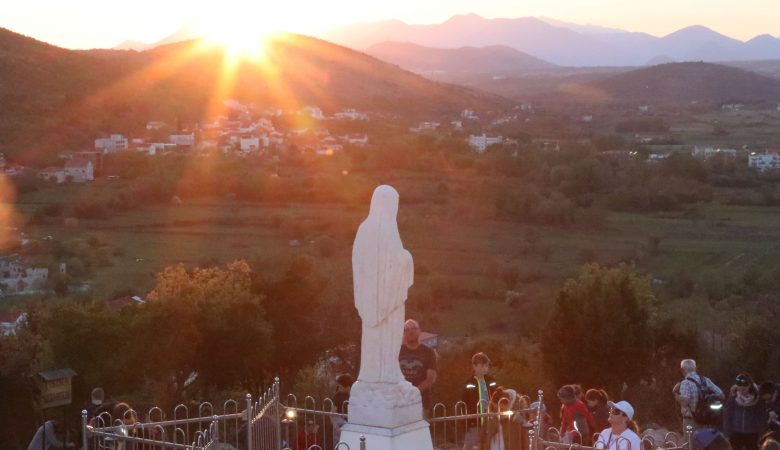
top-left (399, 318), bottom-right (438, 417)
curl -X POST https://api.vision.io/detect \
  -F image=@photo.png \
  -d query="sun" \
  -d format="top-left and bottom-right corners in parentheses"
top-left (197, 16), bottom-right (279, 62)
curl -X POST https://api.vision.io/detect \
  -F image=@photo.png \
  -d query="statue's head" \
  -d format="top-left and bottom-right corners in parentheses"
top-left (369, 185), bottom-right (399, 219)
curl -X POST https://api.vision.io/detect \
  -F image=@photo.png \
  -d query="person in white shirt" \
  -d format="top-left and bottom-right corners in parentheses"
top-left (594, 400), bottom-right (642, 450)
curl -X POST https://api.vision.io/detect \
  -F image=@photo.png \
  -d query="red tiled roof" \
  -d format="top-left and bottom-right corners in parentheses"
top-left (0, 310), bottom-right (23, 323)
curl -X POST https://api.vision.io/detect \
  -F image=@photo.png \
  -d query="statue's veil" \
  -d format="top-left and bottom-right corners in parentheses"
top-left (353, 185), bottom-right (413, 327)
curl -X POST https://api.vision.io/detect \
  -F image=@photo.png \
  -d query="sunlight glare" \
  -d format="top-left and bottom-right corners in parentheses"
top-left (199, 15), bottom-right (278, 61)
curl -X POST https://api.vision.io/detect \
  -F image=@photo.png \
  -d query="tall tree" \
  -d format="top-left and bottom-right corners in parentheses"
top-left (142, 260), bottom-right (273, 396)
top-left (541, 264), bottom-right (657, 393)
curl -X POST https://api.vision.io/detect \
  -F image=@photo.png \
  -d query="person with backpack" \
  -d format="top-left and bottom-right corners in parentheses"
top-left (723, 373), bottom-right (768, 450)
top-left (674, 359), bottom-right (724, 432)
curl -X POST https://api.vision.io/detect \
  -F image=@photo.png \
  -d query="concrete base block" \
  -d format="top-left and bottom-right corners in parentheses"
top-left (339, 420), bottom-right (433, 450)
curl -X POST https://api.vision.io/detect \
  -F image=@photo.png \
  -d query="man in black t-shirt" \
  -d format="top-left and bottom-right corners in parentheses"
top-left (399, 319), bottom-right (438, 416)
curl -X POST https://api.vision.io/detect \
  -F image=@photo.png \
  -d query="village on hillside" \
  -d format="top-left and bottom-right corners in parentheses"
top-left (2, 98), bottom-right (779, 186)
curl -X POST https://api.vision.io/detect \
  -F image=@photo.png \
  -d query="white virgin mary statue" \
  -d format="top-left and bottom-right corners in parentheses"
top-left (353, 185), bottom-right (414, 384)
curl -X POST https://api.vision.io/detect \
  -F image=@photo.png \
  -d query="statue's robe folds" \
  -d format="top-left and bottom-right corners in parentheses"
top-left (352, 185), bottom-right (414, 384)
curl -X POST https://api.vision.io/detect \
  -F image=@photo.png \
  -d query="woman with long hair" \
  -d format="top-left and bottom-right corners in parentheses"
top-left (559, 384), bottom-right (597, 445)
top-left (724, 373), bottom-right (768, 450)
top-left (586, 389), bottom-right (611, 435)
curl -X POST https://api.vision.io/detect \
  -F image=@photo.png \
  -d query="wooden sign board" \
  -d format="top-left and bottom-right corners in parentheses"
top-left (37, 368), bottom-right (77, 409)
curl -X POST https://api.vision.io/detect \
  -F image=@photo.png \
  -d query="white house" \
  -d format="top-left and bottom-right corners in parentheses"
top-left (38, 167), bottom-right (66, 183)
top-left (462, 109), bottom-right (479, 120)
top-left (316, 138), bottom-right (344, 155)
top-left (409, 122), bottom-right (440, 133)
top-left (170, 133), bottom-right (195, 147)
top-left (302, 106), bottom-right (325, 120)
top-left (647, 153), bottom-right (670, 162)
top-left (468, 134), bottom-right (502, 152)
top-left (64, 160), bottom-right (94, 182)
top-left (748, 152), bottom-right (780, 172)
top-left (343, 133), bottom-right (369, 146)
top-left (334, 109), bottom-right (369, 120)
top-left (141, 143), bottom-right (176, 155)
top-left (0, 312), bottom-right (27, 336)
top-left (692, 146), bottom-right (737, 159)
top-left (95, 134), bottom-right (128, 153)
top-left (224, 99), bottom-right (249, 113)
top-left (0, 259), bottom-right (51, 295)
top-left (240, 137), bottom-right (261, 152)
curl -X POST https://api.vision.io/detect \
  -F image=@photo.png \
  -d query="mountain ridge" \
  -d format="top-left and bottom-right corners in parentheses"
top-left (320, 15), bottom-right (780, 66)
top-left (365, 41), bottom-right (557, 76)
top-left (0, 27), bottom-right (509, 162)
top-left (112, 15), bottom-right (780, 67)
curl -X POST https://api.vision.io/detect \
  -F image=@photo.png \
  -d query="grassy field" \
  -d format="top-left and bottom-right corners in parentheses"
top-left (671, 110), bottom-right (780, 146)
top-left (10, 181), bottom-right (780, 339)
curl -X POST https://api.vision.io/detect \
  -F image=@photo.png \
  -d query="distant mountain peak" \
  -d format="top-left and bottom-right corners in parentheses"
top-left (664, 24), bottom-right (723, 38)
top-left (444, 13), bottom-right (486, 24)
top-left (537, 16), bottom-right (629, 35)
top-left (449, 12), bottom-right (484, 20)
top-left (746, 34), bottom-right (777, 43)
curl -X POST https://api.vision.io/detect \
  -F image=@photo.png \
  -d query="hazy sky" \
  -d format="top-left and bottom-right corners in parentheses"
top-left (1, 0), bottom-right (778, 49)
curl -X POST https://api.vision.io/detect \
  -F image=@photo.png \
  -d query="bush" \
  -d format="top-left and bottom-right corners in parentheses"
top-left (66, 257), bottom-right (86, 277)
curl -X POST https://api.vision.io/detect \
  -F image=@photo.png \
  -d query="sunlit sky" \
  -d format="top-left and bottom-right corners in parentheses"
top-left (1, 0), bottom-right (778, 49)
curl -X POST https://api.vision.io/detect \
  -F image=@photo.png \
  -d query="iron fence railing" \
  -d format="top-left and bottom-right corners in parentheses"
top-left (81, 385), bottom-right (691, 450)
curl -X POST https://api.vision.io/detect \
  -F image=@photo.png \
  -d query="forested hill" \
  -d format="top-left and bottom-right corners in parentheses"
top-left (0, 28), bottom-right (508, 162)
top-left (584, 62), bottom-right (780, 105)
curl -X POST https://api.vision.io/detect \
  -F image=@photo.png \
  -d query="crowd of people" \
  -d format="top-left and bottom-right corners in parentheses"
top-left (673, 359), bottom-right (780, 450)
top-left (388, 320), bottom-right (780, 450)
top-left (27, 318), bottom-right (780, 450)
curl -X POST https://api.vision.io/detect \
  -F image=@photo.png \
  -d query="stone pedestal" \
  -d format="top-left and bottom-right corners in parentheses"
top-left (339, 420), bottom-right (433, 450)
top-left (342, 380), bottom-right (434, 450)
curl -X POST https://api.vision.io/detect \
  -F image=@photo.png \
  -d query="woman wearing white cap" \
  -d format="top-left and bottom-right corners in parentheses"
top-left (594, 400), bottom-right (642, 450)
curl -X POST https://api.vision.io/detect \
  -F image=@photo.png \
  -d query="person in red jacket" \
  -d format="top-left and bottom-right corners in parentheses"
top-left (559, 385), bottom-right (597, 445)
top-left (293, 420), bottom-right (321, 450)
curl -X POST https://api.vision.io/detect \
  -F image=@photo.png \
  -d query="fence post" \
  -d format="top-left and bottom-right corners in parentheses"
top-left (274, 378), bottom-right (282, 450)
top-left (212, 415), bottom-right (220, 443)
top-left (81, 409), bottom-right (88, 450)
top-left (535, 390), bottom-right (544, 450)
top-left (245, 394), bottom-right (253, 450)
top-left (686, 425), bottom-right (694, 450)
top-left (360, 434), bottom-right (366, 450)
